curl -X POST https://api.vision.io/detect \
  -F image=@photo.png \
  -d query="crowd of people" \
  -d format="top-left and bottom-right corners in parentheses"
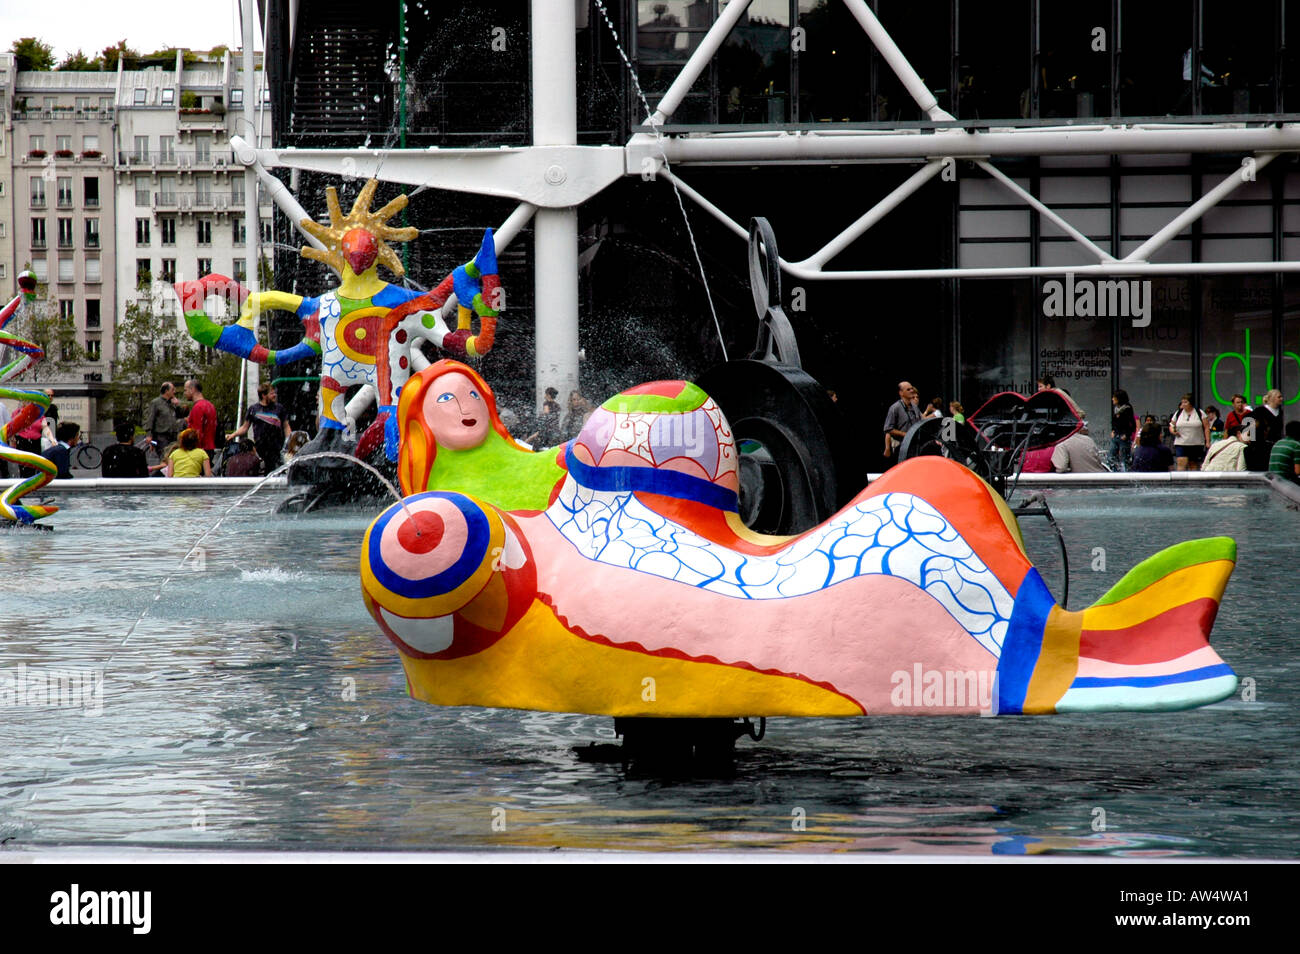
top-left (879, 374), bottom-right (1299, 483)
top-left (8, 374), bottom-right (1296, 486)
top-left (1, 378), bottom-right (297, 481)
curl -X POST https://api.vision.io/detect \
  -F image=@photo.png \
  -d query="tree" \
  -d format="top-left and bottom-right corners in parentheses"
top-left (5, 272), bottom-right (84, 383)
top-left (107, 286), bottom-right (245, 432)
top-left (58, 49), bottom-right (102, 71)
top-left (142, 47), bottom-right (198, 68)
top-left (100, 40), bottom-right (140, 71)
top-left (11, 37), bottom-right (55, 71)
top-left (108, 286), bottom-right (194, 425)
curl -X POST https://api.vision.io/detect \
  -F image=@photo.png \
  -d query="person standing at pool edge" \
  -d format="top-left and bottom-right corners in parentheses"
top-left (143, 382), bottom-right (184, 457)
top-left (1169, 393), bottom-right (1210, 470)
top-left (184, 379), bottom-right (217, 461)
top-left (1245, 389), bottom-right (1285, 471)
top-left (882, 381), bottom-right (922, 468)
top-left (227, 383), bottom-right (292, 473)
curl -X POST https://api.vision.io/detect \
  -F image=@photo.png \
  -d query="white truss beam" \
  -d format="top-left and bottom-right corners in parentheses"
top-left (649, 124), bottom-right (1300, 165)
top-left (974, 159), bottom-right (1115, 265)
top-left (840, 0), bottom-right (954, 121)
top-left (650, 0), bottom-right (753, 126)
top-left (1124, 152), bottom-right (1278, 262)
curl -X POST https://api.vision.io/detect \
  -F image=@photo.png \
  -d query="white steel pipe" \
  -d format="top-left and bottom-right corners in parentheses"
top-left (1123, 152), bottom-right (1278, 262)
top-left (780, 261), bottom-right (1300, 281)
top-left (532, 0), bottom-right (576, 145)
top-left (241, 0), bottom-right (260, 410)
top-left (794, 160), bottom-right (946, 270)
top-left (975, 160), bottom-right (1115, 263)
top-left (840, 0), bottom-right (954, 121)
top-left (666, 169), bottom-right (1300, 281)
top-left (650, 0), bottom-right (753, 125)
top-left (531, 0), bottom-right (579, 411)
top-left (436, 203), bottom-right (539, 321)
top-left (533, 208), bottom-right (580, 409)
top-left (656, 125), bottom-right (1300, 163)
top-left (229, 137), bottom-right (326, 250)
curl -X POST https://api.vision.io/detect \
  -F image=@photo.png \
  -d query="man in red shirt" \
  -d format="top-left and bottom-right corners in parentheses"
top-left (184, 379), bottom-right (217, 459)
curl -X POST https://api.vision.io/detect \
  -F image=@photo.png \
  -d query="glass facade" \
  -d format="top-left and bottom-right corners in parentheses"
top-left (262, 0), bottom-right (1300, 429)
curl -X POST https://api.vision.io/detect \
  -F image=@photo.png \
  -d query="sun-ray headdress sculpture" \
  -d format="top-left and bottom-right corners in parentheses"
top-left (175, 178), bottom-right (501, 460)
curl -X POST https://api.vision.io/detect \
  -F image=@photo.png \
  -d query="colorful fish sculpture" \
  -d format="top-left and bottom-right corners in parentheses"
top-left (361, 377), bottom-right (1238, 718)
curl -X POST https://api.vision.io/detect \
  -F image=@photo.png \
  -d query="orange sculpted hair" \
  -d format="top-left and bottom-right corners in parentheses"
top-left (396, 359), bottom-right (526, 496)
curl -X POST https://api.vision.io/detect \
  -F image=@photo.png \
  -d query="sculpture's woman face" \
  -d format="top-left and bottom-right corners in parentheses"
top-left (424, 372), bottom-right (490, 450)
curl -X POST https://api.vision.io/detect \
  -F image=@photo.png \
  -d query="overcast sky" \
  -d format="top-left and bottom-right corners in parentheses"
top-left (0, 0), bottom-right (261, 62)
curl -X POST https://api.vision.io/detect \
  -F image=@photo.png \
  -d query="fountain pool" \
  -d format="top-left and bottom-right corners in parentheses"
top-left (0, 483), bottom-right (1295, 856)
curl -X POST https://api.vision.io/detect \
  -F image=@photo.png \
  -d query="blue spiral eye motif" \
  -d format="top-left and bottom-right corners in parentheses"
top-left (437, 392), bottom-right (455, 403)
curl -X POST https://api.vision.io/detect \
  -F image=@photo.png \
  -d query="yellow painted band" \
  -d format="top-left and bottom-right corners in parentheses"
top-left (398, 599), bottom-right (864, 717)
top-left (240, 290), bottom-right (304, 328)
top-left (723, 511), bottom-right (796, 546)
top-left (1021, 606), bottom-right (1083, 714)
top-left (335, 305), bottom-right (388, 364)
top-left (1082, 560), bottom-right (1233, 631)
top-left (360, 508), bottom-right (505, 620)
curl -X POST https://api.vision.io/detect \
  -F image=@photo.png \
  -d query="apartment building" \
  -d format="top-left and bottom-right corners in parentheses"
top-left (3, 64), bottom-right (117, 429)
top-left (114, 53), bottom-right (273, 369)
top-left (1, 50), bottom-right (272, 430)
top-left (0, 54), bottom-right (14, 294)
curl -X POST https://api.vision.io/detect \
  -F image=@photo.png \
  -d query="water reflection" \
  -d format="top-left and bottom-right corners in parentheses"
top-left (0, 488), bottom-right (1296, 855)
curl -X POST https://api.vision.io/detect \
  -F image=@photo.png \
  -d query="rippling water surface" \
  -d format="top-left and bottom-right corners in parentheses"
top-left (0, 486), bottom-right (1295, 856)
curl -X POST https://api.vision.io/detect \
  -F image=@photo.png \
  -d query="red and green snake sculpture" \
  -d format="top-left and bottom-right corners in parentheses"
top-left (1, 270), bottom-right (58, 526)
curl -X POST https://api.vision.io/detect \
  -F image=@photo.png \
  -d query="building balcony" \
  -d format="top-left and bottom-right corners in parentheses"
top-left (85, 198), bottom-right (101, 209)
top-left (57, 197), bottom-right (74, 210)
top-left (31, 238), bottom-right (47, 250)
top-left (153, 192), bottom-right (179, 210)
top-left (57, 240), bottom-right (74, 250)
top-left (85, 237), bottom-right (100, 250)
top-left (30, 197), bottom-right (47, 209)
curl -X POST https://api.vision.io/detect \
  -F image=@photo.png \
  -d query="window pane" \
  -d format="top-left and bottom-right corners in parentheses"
top-left (1201, 276), bottom-right (1275, 410)
top-left (959, 0), bottom-right (1030, 119)
top-left (1121, 279), bottom-right (1193, 424)
top-left (719, 0), bottom-right (791, 124)
top-left (1042, 0), bottom-right (1118, 118)
top-left (874, 0), bottom-right (950, 122)
top-left (1120, 2), bottom-right (1192, 116)
top-left (1039, 284), bottom-right (1113, 421)
top-left (960, 280), bottom-right (1034, 407)
top-left (1203, 2), bottom-right (1274, 114)
top-left (58, 258), bottom-right (74, 282)
top-left (1283, 277), bottom-right (1300, 414)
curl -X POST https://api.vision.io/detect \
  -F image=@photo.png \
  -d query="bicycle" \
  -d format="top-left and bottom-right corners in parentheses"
top-left (72, 440), bottom-right (102, 473)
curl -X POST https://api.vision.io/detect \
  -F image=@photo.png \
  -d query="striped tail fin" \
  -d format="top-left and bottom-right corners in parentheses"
top-left (996, 538), bottom-right (1237, 714)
